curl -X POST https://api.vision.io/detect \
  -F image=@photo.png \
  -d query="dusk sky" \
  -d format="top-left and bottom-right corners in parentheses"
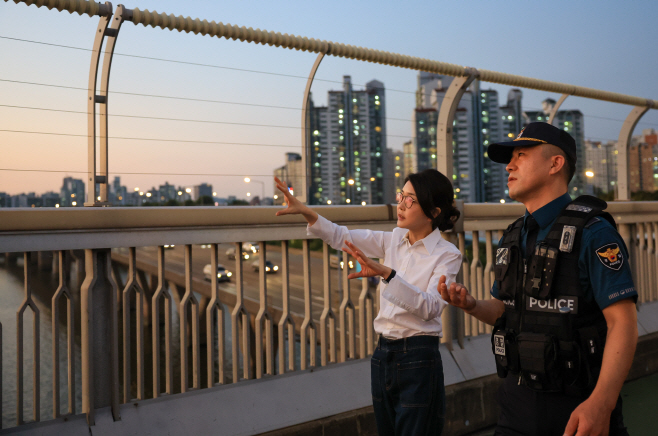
top-left (1, 0), bottom-right (657, 199)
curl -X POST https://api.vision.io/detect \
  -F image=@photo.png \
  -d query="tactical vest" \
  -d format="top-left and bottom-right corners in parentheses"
top-left (491, 195), bottom-right (617, 396)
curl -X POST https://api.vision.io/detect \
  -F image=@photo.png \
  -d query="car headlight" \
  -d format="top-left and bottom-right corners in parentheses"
top-left (273, 266), bottom-right (279, 271)
top-left (340, 261), bottom-right (344, 268)
top-left (245, 254), bottom-right (249, 259)
top-left (227, 272), bottom-right (232, 277)
top-left (217, 273), bottom-right (222, 278)
top-left (266, 267), bottom-right (270, 271)
top-left (349, 261), bottom-right (354, 268)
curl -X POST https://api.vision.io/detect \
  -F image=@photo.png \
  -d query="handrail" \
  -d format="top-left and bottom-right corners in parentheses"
top-left (4, 0), bottom-right (110, 17)
top-left (1, 202), bottom-right (658, 234)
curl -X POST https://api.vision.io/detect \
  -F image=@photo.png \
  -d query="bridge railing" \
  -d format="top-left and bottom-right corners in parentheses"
top-left (1, 202), bottom-right (657, 429)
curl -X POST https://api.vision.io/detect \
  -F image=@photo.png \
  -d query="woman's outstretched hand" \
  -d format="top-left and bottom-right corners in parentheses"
top-left (274, 176), bottom-right (318, 225)
top-left (343, 241), bottom-right (392, 280)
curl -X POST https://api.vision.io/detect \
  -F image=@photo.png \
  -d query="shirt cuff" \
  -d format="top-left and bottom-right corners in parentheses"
top-left (306, 214), bottom-right (331, 237)
top-left (381, 275), bottom-right (445, 320)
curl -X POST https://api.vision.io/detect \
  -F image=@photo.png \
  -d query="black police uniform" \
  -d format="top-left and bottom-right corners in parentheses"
top-left (489, 193), bottom-right (636, 436)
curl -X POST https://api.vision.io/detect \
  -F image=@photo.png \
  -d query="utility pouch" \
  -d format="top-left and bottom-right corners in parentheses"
top-left (496, 246), bottom-right (520, 300)
top-left (524, 243), bottom-right (558, 300)
top-left (517, 332), bottom-right (561, 391)
top-left (491, 314), bottom-right (520, 378)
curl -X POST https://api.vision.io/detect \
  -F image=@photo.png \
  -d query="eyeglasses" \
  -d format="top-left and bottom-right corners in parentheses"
top-left (396, 192), bottom-right (416, 208)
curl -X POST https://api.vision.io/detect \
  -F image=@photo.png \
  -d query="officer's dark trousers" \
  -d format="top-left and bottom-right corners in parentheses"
top-left (371, 336), bottom-right (445, 436)
top-left (494, 376), bottom-right (629, 436)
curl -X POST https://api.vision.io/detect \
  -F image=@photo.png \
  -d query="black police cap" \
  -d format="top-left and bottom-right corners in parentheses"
top-left (487, 122), bottom-right (577, 165)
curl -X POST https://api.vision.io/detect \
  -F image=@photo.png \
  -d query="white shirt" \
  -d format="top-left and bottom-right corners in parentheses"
top-left (307, 215), bottom-right (462, 338)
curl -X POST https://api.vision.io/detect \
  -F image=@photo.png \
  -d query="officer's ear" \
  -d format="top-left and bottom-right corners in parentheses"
top-left (549, 154), bottom-right (566, 177)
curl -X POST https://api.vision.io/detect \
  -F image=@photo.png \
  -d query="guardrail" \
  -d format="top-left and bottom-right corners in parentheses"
top-left (1, 202), bottom-right (657, 429)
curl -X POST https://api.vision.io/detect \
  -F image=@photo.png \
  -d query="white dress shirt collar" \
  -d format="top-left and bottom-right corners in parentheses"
top-left (398, 227), bottom-right (443, 254)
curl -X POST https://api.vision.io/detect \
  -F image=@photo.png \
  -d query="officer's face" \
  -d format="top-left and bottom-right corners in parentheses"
top-left (506, 146), bottom-right (552, 201)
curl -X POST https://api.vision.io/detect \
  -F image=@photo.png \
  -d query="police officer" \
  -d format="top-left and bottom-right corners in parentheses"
top-left (438, 122), bottom-right (638, 436)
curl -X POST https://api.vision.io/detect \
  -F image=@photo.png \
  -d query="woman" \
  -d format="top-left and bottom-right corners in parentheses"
top-left (275, 169), bottom-right (461, 436)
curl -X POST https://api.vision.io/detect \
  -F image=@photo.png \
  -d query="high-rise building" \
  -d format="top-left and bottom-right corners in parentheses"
top-left (583, 140), bottom-right (617, 195)
top-left (0, 192), bottom-right (9, 207)
top-left (524, 100), bottom-right (585, 195)
top-left (41, 191), bottom-right (60, 207)
top-left (273, 152), bottom-right (303, 205)
top-left (308, 76), bottom-right (386, 205)
top-left (60, 177), bottom-right (85, 207)
top-left (411, 108), bottom-right (438, 172)
top-left (110, 176), bottom-right (127, 205)
top-left (412, 72), bottom-right (507, 203)
top-left (628, 128), bottom-right (658, 193)
top-left (193, 183), bottom-right (213, 201)
top-left (402, 140), bottom-right (415, 178)
top-left (383, 149), bottom-right (405, 203)
top-left (158, 182), bottom-right (177, 203)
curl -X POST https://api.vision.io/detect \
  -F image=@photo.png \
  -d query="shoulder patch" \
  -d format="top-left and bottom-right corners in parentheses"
top-left (566, 204), bottom-right (592, 213)
top-left (596, 243), bottom-right (623, 270)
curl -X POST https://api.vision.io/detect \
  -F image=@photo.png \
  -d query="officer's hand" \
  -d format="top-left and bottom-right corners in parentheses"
top-left (438, 276), bottom-right (476, 313)
top-left (563, 397), bottom-right (611, 436)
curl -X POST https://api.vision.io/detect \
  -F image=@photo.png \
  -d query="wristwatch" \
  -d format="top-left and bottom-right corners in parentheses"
top-left (382, 269), bottom-right (396, 284)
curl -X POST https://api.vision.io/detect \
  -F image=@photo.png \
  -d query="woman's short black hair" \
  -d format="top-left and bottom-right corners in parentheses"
top-left (403, 169), bottom-right (460, 232)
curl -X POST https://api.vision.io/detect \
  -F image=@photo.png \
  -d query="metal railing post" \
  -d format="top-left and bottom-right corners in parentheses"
top-left (255, 242), bottom-right (274, 378)
top-left (152, 246), bottom-right (173, 397)
top-left (319, 242), bottom-right (337, 365)
top-left (80, 248), bottom-right (120, 425)
top-left (84, 1), bottom-right (114, 206)
top-left (436, 68), bottom-right (478, 179)
top-left (52, 251), bottom-right (75, 418)
top-left (16, 252), bottom-right (40, 425)
top-left (616, 104), bottom-right (652, 201)
top-left (547, 93), bottom-right (571, 125)
top-left (300, 43), bottom-right (330, 203)
top-left (278, 240), bottom-right (296, 373)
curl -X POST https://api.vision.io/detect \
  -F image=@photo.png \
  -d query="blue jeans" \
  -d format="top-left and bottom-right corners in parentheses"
top-left (371, 336), bottom-right (446, 436)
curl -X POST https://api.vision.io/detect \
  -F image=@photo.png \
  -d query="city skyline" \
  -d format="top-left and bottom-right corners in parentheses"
top-left (1, 1), bottom-right (657, 199)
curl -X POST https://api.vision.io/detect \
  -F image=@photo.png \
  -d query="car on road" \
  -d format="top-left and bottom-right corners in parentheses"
top-left (203, 263), bottom-right (233, 282)
top-left (329, 254), bottom-right (357, 270)
top-left (244, 242), bottom-right (260, 255)
top-left (164, 244), bottom-right (176, 249)
top-left (251, 259), bottom-right (279, 273)
top-left (226, 246), bottom-right (251, 260)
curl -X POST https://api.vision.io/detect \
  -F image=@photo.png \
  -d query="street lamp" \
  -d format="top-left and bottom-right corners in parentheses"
top-left (244, 177), bottom-right (264, 201)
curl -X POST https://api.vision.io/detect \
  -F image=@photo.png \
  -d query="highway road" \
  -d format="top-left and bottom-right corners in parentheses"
top-left (112, 243), bottom-right (377, 324)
